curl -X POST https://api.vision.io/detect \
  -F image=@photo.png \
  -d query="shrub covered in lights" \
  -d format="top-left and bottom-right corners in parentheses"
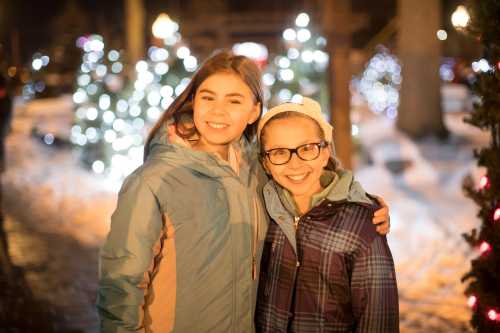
top-left (264, 13), bottom-right (330, 111)
top-left (352, 46), bottom-right (402, 119)
top-left (72, 26), bottom-right (196, 180)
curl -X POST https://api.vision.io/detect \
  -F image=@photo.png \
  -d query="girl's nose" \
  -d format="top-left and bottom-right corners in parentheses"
top-left (287, 152), bottom-right (303, 168)
top-left (209, 100), bottom-right (227, 116)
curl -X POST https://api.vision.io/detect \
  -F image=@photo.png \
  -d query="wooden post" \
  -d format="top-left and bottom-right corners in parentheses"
top-left (125, 0), bottom-right (145, 68)
top-left (322, 0), bottom-right (354, 169)
top-left (397, 0), bottom-right (447, 138)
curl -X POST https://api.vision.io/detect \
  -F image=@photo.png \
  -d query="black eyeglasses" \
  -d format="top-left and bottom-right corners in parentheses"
top-left (264, 141), bottom-right (328, 165)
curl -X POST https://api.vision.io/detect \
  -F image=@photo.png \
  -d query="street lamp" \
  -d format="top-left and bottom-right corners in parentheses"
top-left (451, 5), bottom-right (470, 30)
top-left (152, 13), bottom-right (178, 39)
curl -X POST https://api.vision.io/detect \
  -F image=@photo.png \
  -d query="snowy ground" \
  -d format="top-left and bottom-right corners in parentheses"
top-left (3, 95), bottom-right (487, 332)
top-left (354, 110), bottom-right (487, 333)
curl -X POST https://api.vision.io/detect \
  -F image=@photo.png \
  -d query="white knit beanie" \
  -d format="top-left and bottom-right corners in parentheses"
top-left (257, 97), bottom-right (333, 143)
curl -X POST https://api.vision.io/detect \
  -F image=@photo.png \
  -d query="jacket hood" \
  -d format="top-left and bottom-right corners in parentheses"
top-left (145, 122), bottom-right (260, 180)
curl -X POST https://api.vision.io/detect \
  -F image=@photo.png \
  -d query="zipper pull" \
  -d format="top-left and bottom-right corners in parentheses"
top-left (252, 257), bottom-right (257, 280)
top-left (294, 216), bottom-right (300, 230)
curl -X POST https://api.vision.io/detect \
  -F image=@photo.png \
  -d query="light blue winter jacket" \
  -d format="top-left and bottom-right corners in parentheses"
top-left (97, 125), bottom-right (269, 332)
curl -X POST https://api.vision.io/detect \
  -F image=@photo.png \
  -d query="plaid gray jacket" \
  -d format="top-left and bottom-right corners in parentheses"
top-left (255, 179), bottom-right (399, 333)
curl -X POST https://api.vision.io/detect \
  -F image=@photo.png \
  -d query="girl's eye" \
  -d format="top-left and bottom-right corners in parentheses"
top-left (302, 144), bottom-right (316, 152)
top-left (270, 149), bottom-right (288, 157)
top-left (201, 96), bottom-right (215, 101)
top-left (229, 99), bottom-right (242, 104)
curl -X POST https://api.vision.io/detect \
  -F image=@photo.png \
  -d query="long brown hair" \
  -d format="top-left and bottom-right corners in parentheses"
top-left (144, 50), bottom-right (264, 159)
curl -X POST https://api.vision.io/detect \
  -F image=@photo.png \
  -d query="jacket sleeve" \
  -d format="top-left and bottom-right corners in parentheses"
top-left (351, 234), bottom-right (399, 332)
top-left (97, 174), bottom-right (164, 332)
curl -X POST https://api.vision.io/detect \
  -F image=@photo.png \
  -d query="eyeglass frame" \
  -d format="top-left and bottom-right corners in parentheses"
top-left (263, 141), bottom-right (329, 165)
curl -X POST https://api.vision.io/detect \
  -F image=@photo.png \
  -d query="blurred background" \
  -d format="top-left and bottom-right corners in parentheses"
top-left (0, 0), bottom-right (498, 332)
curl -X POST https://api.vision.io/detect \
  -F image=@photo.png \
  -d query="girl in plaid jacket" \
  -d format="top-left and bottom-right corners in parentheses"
top-left (255, 98), bottom-right (399, 333)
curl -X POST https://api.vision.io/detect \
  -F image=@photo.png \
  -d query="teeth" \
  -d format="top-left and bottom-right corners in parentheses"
top-left (287, 174), bottom-right (307, 181)
top-left (207, 122), bottom-right (228, 129)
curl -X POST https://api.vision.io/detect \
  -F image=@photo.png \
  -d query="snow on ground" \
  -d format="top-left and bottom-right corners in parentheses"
top-left (3, 96), bottom-right (488, 332)
top-left (4, 97), bottom-right (116, 246)
top-left (354, 110), bottom-right (488, 332)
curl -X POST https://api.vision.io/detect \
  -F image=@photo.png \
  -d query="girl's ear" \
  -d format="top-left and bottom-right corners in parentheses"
top-left (261, 156), bottom-right (272, 175)
top-left (248, 102), bottom-right (261, 125)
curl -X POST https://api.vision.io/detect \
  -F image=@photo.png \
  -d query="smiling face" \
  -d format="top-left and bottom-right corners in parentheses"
top-left (262, 115), bottom-right (330, 204)
top-left (193, 71), bottom-right (260, 157)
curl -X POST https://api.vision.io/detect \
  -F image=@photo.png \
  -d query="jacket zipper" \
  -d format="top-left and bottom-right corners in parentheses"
top-left (252, 198), bottom-right (260, 280)
top-left (286, 215), bottom-right (302, 327)
top-left (294, 216), bottom-right (301, 267)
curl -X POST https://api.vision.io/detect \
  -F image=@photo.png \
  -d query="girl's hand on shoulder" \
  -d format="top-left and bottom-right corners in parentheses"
top-left (167, 124), bottom-right (191, 147)
top-left (372, 195), bottom-right (390, 235)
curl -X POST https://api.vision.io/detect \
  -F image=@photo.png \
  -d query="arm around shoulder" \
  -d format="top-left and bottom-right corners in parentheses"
top-left (97, 174), bottom-right (164, 332)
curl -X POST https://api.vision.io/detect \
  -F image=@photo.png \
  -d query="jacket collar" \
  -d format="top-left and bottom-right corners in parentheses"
top-left (146, 122), bottom-right (260, 183)
top-left (264, 169), bottom-right (372, 218)
top-left (262, 169), bottom-right (372, 254)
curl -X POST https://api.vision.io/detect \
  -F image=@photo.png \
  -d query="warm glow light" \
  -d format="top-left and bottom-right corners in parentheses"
top-left (451, 5), bottom-right (470, 29)
top-left (436, 30), bottom-right (448, 41)
top-left (152, 13), bottom-right (178, 39)
top-left (7, 66), bottom-right (17, 77)
top-left (233, 42), bottom-right (268, 65)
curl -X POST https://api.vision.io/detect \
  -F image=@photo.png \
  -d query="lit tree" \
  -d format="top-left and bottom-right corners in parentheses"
top-left (264, 13), bottom-right (329, 112)
top-left (72, 15), bottom-right (196, 181)
top-left (71, 34), bottom-right (127, 176)
top-left (461, 1), bottom-right (500, 332)
top-left (352, 46), bottom-right (402, 120)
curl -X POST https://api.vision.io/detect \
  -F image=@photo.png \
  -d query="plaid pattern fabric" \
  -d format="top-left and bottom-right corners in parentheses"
top-left (256, 200), bottom-right (399, 333)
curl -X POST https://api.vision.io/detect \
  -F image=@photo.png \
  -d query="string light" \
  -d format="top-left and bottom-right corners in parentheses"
top-left (487, 309), bottom-right (498, 321)
top-left (467, 295), bottom-right (477, 308)
top-left (479, 175), bottom-right (490, 189)
top-left (479, 241), bottom-right (491, 255)
top-left (267, 11), bottom-right (329, 116)
top-left (493, 208), bottom-right (500, 222)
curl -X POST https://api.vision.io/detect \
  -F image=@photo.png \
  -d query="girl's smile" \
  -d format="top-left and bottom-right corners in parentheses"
top-left (262, 116), bottom-right (330, 213)
top-left (192, 72), bottom-right (260, 159)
